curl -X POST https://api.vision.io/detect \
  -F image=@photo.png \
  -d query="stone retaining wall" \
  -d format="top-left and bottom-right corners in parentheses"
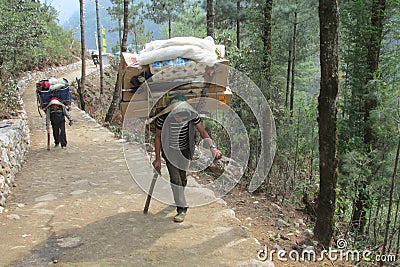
top-left (0, 120), bottom-right (30, 210)
top-left (0, 61), bottom-right (84, 211)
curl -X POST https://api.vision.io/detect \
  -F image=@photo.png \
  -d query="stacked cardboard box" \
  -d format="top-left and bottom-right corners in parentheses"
top-left (119, 48), bottom-right (231, 119)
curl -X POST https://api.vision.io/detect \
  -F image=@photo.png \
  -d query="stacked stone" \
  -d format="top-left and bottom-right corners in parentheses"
top-left (0, 120), bottom-right (29, 210)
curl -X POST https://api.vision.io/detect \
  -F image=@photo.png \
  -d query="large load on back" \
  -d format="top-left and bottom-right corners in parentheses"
top-left (36, 78), bottom-right (72, 110)
top-left (119, 36), bottom-right (231, 119)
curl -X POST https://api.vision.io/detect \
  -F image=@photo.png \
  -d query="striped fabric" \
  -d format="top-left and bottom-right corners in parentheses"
top-left (156, 114), bottom-right (200, 150)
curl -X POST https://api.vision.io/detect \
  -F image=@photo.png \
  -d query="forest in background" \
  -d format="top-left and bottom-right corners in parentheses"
top-left (1, 0), bottom-right (400, 264)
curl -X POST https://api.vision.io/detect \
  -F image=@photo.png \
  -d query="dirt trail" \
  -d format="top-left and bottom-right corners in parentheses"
top-left (0, 66), bottom-right (273, 266)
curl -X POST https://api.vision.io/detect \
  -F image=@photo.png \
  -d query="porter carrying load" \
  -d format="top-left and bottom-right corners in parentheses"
top-left (36, 77), bottom-right (73, 150)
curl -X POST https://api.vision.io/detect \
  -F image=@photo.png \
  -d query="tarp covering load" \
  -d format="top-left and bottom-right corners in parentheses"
top-left (36, 78), bottom-right (72, 109)
top-left (119, 36), bottom-right (231, 119)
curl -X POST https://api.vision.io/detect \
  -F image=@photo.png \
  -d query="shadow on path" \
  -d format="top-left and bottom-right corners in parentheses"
top-left (10, 204), bottom-right (250, 267)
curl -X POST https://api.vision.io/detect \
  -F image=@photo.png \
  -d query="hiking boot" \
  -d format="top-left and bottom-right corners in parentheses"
top-left (173, 212), bottom-right (186, 223)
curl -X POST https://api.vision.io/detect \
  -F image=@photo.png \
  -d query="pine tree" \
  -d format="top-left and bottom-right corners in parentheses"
top-left (314, 0), bottom-right (339, 248)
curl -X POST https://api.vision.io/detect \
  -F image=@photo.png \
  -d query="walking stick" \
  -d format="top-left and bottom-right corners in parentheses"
top-left (47, 128), bottom-right (50, 151)
top-left (143, 168), bottom-right (160, 214)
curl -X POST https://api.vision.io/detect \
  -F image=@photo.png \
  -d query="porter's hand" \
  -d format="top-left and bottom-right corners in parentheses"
top-left (152, 159), bottom-right (161, 172)
top-left (211, 148), bottom-right (223, 161)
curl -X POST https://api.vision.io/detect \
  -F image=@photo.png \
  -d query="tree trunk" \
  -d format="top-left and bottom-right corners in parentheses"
top-left (79, 0), bottom-right (86, 111)
top-left (367, 0), bottom-right (386, 79)
top-left (309, 126), bottom-right (315, 183)
top-left (381, 136), bottom-right (400, 262)
top-left (168, 13), bottom-right (172, 39)
top-left (313, 0), bottom-right (339, 248)
top-left (206, 0), bottom-right (215, 39)
top-left (95, 0), bottom-right (104, 95)
top-left (0, 58), bottom-right (3, 81)
top-left (289, 9), bottom-right (297, 117)
top-left (262, 0), bottom-right (273, 85)
top-left (351, 183), bottom-right (369, 234)
top-left (236, 0), bottom-right (240, 49)
top-left (119, 18), bottom-right (122, 46)
top-left (366, 200), bottom-right (373, 237)
top-left (105, 0), bottom-right (129, 123)
top-left (397, 212), bottom-right (400, 257)
top-left (285, 45), bottom-right (292, 108)
top-left (388, 198), bottom-right (400, 254)
top-left (76, 78), bottom-right (85, 111)
top-left (351, 0), bottom-right (386, 235)
top-left (133, 19), bottom-right (138, 52)
top-left (373, 193), bottom-right (382, 243)
top-left (293, 107), bottom-right (301, 184)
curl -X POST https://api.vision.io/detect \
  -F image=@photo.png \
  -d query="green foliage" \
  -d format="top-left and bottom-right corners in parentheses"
top-left (169, 1), bottom-right (206, 38)
top-left (129, 2), bottom-right (153, 52)
top-left (143, 0), bottom-right (186, 25)
top-left (0, 1), bottom-right (80, 117)
top-left (272, 0), bottom-right (319, 62)
top-left (0, 79), bottom-right (20, 119)
top-left (107, 1), bottom-right (162, 49)
top-left (0, 1), bottom-right (45, 78)
top-left (335, 0), bottom-right (400, 250)
top-left (107, 0), bottom-right (124, 22)
top-left (212, 0), bottom-right (245, 31)
top-left (36, 24), bottom-right (78, 67)
top-left (0, 1), bottom-right (79, 78)
top-left (338, 0), bottom-right (372, 154)
top-left (201, 115), bottom-right (231, 157)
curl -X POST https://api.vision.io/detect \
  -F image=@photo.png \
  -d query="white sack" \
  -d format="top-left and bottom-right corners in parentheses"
top-left (49, 77), bottom-right (66, 91)
top-left (137, 45), bottom-right (217, 66)
top-left (141, 36), bottom-right (216, 53)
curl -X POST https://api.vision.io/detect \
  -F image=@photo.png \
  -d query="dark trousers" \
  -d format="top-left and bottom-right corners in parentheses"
top-left (163, 148), bottom-right (191, 213)
top-left (51, 116), bottom-right (67, 147)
